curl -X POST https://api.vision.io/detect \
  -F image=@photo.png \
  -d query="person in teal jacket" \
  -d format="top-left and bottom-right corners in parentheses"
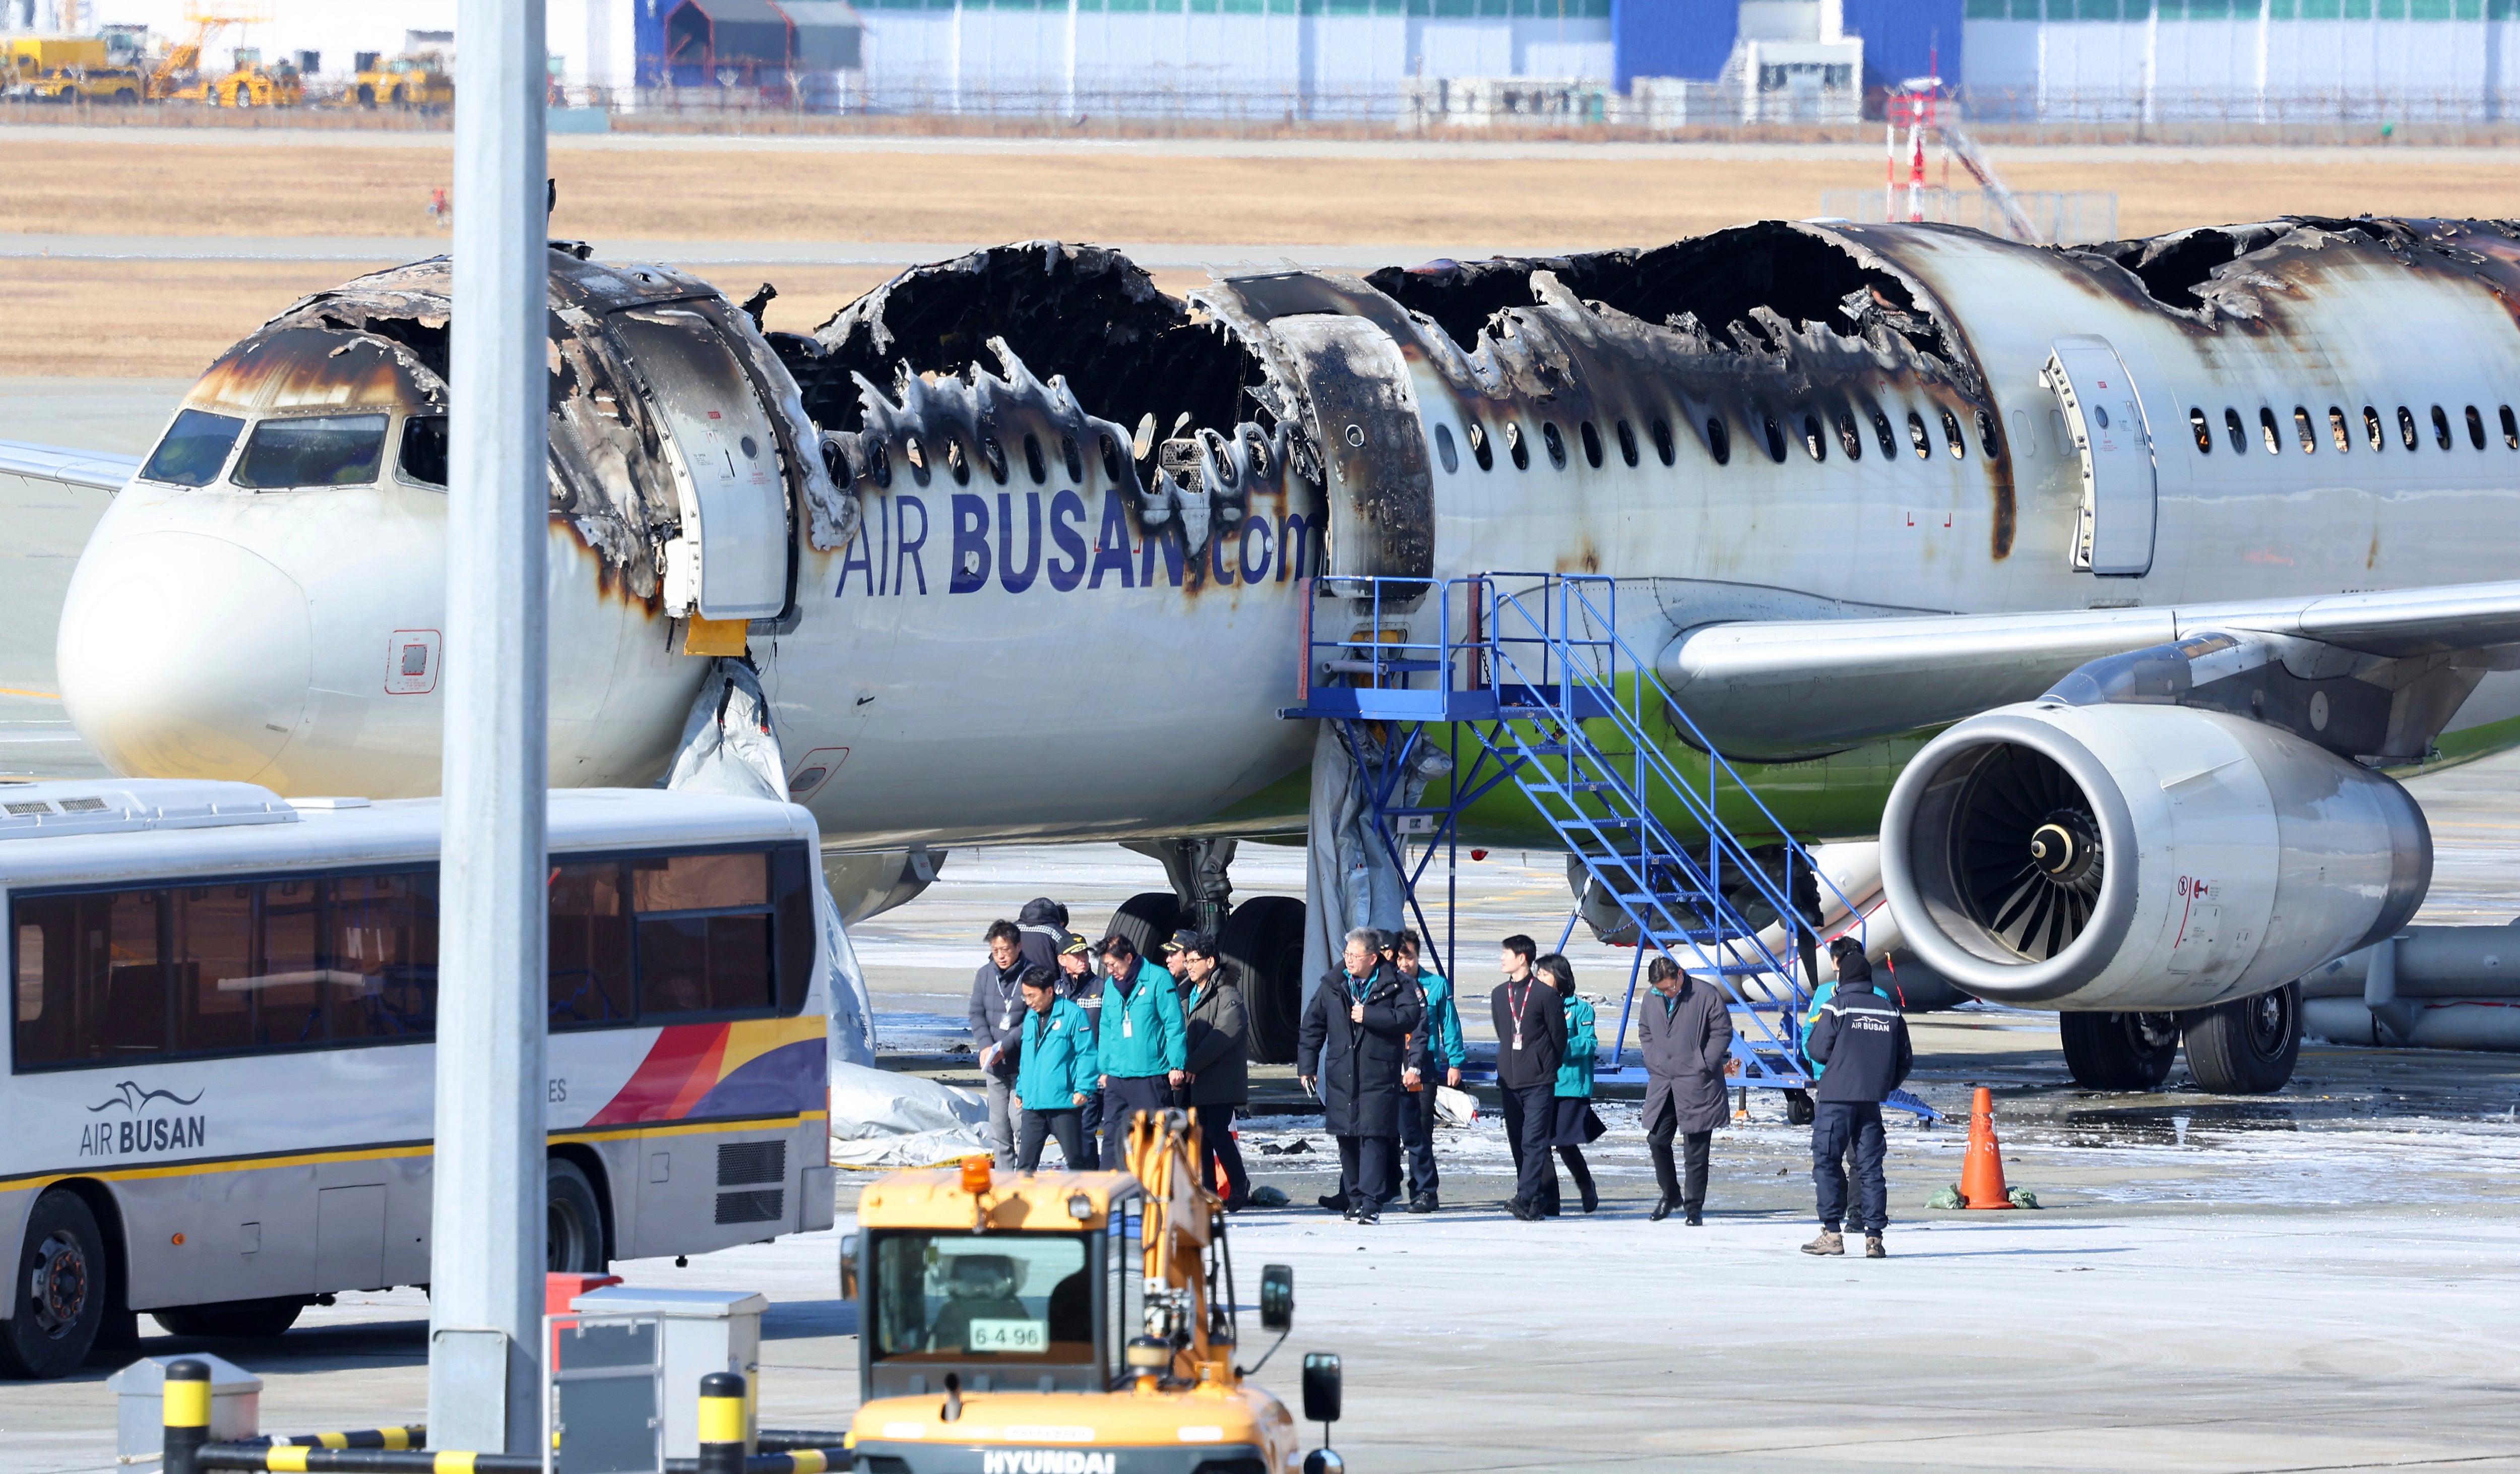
top-left (1539, 953), bottom-right (1600, 1215)
top-left (1389, 931), bottom-right (1465, 1212)
top-left (1012, 967), bottom-right (1098, 1172)
top-left (1093, 935), bottom-right (1187, 1168)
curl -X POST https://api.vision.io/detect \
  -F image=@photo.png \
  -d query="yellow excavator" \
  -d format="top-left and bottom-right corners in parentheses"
top-left (843, 1109), bottom-right (1347, 1471)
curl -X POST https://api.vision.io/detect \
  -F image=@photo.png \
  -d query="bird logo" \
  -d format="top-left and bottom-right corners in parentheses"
top-left (86, 1081), bottom-right (204, 1114)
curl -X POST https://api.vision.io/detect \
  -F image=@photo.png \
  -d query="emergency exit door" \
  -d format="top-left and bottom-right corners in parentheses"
top-left (613, 306), bottom-right (791, 622)
top-left (2044, 336), bottom-right (2157, 578)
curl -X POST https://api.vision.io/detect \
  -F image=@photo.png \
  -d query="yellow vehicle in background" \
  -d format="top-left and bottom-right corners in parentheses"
top-left (6, 34), bottom-right (110, 79)
top-left (196, 56), bottom-right (300, 106)
top-left (843, 1111), bottom-right (1346, 1472)
top-left (8, 64), bottom-right (146, 103)
top-left (346, 52), bottom-right (452, 109)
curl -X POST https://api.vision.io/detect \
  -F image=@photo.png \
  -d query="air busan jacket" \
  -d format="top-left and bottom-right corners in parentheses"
top-left (1804, 982), bottom-right (1915, 1104)
top-left (1415, 969), bottom-right (1467, 1072)
top-left (1096, 958), bottom-right (1187, 1079)
top-left (1014, 997), bottom-right (1099, 1112)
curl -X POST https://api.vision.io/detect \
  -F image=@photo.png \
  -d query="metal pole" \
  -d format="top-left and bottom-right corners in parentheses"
top-left (429, 0), bottom-right (549, 1454)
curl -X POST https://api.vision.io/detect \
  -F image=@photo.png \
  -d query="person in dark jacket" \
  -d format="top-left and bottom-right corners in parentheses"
top-left (1801, 963), bottom-right (1914, 1259)
top-left (1489, 934), bottom-right (1565, 1221)
top-left (1177, 935), bottom-right (1251, 1210)
top-left (1012, 967), bottom-right (1098, 1172)
top-left (1053, 932), bottom-right (1103, 1143)
top-left (1016, 897), bottom-right (1069, 973)
top-left (1094, 934), bottom-right (1187, 1168)
top-left (1388, 930), bottom-right (1462, 1213)
top-left (1537, 953), bottom-right (1599, 1215)
top-left (1637, 954), bottom-right (1734, 1224)
top-left (1297, 926), bottom-right (1424, 1224)
top-left (968, 919), bottom-right (1030, 1168)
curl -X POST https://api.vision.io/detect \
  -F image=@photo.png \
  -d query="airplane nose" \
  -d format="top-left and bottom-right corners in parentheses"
top-left (58, 530), bottom-right (312, 783)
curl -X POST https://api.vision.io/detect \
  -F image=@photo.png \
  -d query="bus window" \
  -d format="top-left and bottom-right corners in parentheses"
top-left (549, 861), bottom-right (633, 1028)
top-left (12, 889), bottom-right (167, 1065)
top-left (172, 884), bottom-right (258, 1054)
top-left (633, 850), bottom-right (775, 1017)
top-left (330, 870), bottom-right (438, 1040)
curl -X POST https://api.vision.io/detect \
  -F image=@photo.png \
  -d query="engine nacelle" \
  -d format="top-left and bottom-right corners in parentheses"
top-left (1880, 702), bottom-right (2429, 1010)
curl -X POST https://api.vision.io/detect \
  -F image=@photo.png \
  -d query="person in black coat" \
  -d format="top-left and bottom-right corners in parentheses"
top-left (1489, 934), bottom-right (1565, 1221)
top-left (1297, 926), bottom-right (1424, 1224)
top-left (1637, 954), bottom-right (1734, 1224)
top-left (1802, 963), bottom-right (1914, 1260)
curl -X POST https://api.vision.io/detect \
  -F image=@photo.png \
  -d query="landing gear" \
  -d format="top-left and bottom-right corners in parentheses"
top-left (2184, 981), bottom-right (2302, 1095)
top-left (1222, 895), bottom-right (1307, 1064)
top-left (2060, 1010), bottom-right (2181, 1091)
top-left (1104, 892), bottom-right (1182, 960)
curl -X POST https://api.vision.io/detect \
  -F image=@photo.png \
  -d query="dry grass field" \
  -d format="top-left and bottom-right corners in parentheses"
top-left (4, 137), bottom-right (2516, 377)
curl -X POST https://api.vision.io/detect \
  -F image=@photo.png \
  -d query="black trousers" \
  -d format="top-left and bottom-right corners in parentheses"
top-left (1812, 1101), bottom-right (1888, 1234)
top-left (1646, 1100), bottom-right (1712, 1210)
top-left (1382, 1081), bottom-right (1440, 1201)
top-left (1100, 1075), bottom-right (1170, 1168)
top-left (1017, 1108), bottom-right (1087, 1172)
top-left (1335, 1135), bottom-right (1395, 1212)
top-left (1196, 1103), bottom-right (1250, 1207)
top-left (1499, 1083), bottom-right (1558, 1213)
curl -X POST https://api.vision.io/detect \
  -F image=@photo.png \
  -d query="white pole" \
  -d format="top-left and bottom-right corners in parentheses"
top-left (428, 0), bottom-right (549, 1455)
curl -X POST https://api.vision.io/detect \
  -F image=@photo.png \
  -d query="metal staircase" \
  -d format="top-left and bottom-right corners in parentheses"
top-left (1285, 574), bottom-right (1908, 1108)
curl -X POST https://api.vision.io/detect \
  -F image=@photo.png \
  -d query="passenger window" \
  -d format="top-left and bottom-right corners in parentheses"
top-left (1060, 434), bottom-right (1083, 483)
top-left (2258, 407), bottom-right (2282, 455)
top-left (1906, 411), bottom-right (1930, 460)
top-left (1468, 421), bottom-right (1494, 471)
top-left (2008, 410), bottom-right (2033, 460)
top-left (1761, 414), bottom-right (1787, 464)
top-left (2223, 409), bottom-right (2247, 454)
top-left (1578, 420), bottom-right (1603, 469)
top-left (1801, 414), bottom-right (1826, 462)
top-left (946, 438), bottom-right (972, 486)
top-left (231, 412), bottom-right (389, 489)
top-left (633, 850), bottom-right (777, 1018)
top-left (2048, 408), bottom-right (2069, 458)
top-left (1650, 418), bottom-right (1675, 466)
top-left (1433, 423), bottom-right (1459, 475)
top-left (549, 861), bottom-right (633, 1028)
top-left (2364, 406), bottom-right (2384, 451)
top-left (1975, 409), bottom-right (2000, 459)
top-left (2504, 405), bottom-right (2519, 449)
top-left (1939, 409), bottom-right (1967, 459)
top-left (1838, 411), bottom-right (1864, 461)
top-left (399, 415), bottom-right (448, 486)
top-left (2431, 405), bottom-right (2453, 450)
top-left (979, 436), bottom-right (1009, 484)
top-left (2328, 406), bottom-right (2351, 453)
top-left (2466, 405), bottom-right (2487, 450)
top-left (2189, 407), bottom-right (2213, 454)
top-left (2397, 407), bottom-right (2419, 451)
top-left (1703, 417), bottom-right (1729, 466)
top-left (1541, 422), bottom-right (1567, 470)
top-left (1504, 422), bottom-right (1529, 471)
top-left (139, 407), bottom-right (246, 487)
top-left (1873, 411), bottom-right (1898, 459)
top-left (1023, 433), bottom-right (1048, 484)
top-left (2291, 407), bottom-right (2316, 454)
top-left (1614, 419), bottom-right (1639, 467)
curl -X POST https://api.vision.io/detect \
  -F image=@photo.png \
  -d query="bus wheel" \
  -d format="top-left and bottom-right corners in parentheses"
top-left (0, 1190), bottom-right (108, 1379)
top-left (547, 1159), bottom-right (605, 1273)
top-left (152, 1297), bottom-right (302, 1339)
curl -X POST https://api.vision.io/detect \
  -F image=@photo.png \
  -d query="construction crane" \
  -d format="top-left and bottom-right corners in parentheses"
top-left (148, 2), bottom-right (274, 103)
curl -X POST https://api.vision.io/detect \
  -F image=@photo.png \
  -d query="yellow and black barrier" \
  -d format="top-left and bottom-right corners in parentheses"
top-left (662, 1453), bottom-right (843, 1473)
top-left (197, 1453), bottom-right (535, 1472)
top-left (265, 1428), bottom-right (428, 1451)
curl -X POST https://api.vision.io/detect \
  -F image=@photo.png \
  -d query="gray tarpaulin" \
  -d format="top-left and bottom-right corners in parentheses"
top-left (663, 657), bottom-right (877, 1066)
top-left (1300, 721), bottom-right (1442, 1010)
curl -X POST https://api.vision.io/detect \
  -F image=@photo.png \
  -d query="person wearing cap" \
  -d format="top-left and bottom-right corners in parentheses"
top-left (1094, 934), bottom-right (1187, 1168)
top-left (1161, 928), bottom-right (1199, 988)
top-left (1802, 945), bottom-right (1914, 1259)
top-left (967, 919), bottom-right (1030, 1169)
top-left (1054, 932), bottom-right (1105, 1144)
top-left (1012, 965), bottom-right (1098, 1172)
top-left (1637, 953), bottom-right (1733, 1224)
top-left (1388, 930), bottom-right (1462, 1213)
top-left (1177, 934), bottom-right (1251, 1209)
top-left (1297, 926), bottom-right (1423, 1225)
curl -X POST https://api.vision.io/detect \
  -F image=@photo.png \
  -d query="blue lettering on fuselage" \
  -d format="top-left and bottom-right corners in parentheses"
top-left (837, 489), bottom-right (1314, 599)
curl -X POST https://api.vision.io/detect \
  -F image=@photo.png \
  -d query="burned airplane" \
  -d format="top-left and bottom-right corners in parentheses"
top-left (25, 214), bottom-right (2520, 1093)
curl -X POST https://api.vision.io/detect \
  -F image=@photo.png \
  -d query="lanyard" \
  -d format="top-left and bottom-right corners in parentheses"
top-left (1507, 978), bottom-right (1536, 1025)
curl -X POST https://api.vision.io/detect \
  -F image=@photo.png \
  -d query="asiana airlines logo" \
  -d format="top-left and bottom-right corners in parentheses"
top-left (79, 1081), bottom-right (207, 1158)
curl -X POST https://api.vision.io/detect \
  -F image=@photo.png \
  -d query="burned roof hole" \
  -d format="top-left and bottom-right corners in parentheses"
top-left (2085, 225), bottom-right (2286, 314)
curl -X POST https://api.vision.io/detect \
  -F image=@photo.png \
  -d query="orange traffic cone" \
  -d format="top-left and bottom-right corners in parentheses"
top-left (1960, 1086), bottom-right (2015, 1210)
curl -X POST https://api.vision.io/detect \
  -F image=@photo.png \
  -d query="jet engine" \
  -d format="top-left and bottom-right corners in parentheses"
top-left (1880, 701), bottom-right (2429, 1013)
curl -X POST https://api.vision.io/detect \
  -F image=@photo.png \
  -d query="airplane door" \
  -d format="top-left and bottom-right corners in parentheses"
top-left (1270, 315), bottom-right (1435, 580)
top-left (2044, 335), bottom-right (2157, 578)
top-left (612, 306), bottom-right (792, 621)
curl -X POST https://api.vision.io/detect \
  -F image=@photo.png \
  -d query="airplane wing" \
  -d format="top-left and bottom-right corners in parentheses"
top-left (0, 440), bottom-right (141, 493)
top-left (1658, 579), bottom-right (2520, 760)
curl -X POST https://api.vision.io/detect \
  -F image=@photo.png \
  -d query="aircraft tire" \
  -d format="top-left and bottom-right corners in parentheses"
top-left (2183, 981), bottom-right (2302, 1095)
top-left (2059, 1010), bottom-right (2180, 1091)
top-left (0, 1190), bottom-right (108, 1380)
top-left (152, 1297), bottom-right (303, 1340)
top-left (1221, 895), bottom-right (1306, 1065)
top-left (1104, 890), bottom-right (1181, 963)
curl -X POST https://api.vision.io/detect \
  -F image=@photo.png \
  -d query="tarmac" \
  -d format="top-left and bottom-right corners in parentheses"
top-left (3, 380), bottom-right (2519, 1470)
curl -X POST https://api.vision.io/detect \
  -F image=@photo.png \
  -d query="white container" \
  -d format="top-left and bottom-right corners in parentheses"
top-left (109, 1355), bottom-right (262, 1461)
top-left (571, 1285), bottom-right (767, 1457)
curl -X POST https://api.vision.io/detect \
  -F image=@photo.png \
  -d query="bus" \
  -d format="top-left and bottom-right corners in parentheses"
top-left (1, 778), bottom-right (841, 1379)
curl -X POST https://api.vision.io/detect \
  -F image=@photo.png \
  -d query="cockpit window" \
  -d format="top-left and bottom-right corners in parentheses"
top-left (232, 413), bottom-right (389, 489)
top-left (399, 415), bottom-right (449, 487)
top-left (139, 408), bottom-right (245, 487)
